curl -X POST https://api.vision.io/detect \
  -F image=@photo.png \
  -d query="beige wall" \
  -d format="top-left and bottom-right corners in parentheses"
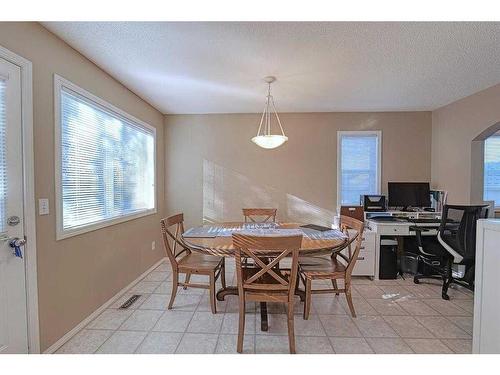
top-left (0, 22), bottom-right (165, 351)
top-left (431, 83), bottom-right (500, 204)
top-left (164, 112), bottom-right (432, 229)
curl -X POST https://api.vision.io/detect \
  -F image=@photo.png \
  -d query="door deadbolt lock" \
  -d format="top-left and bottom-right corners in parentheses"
top-left (7, 216), bottom-right (20, 226)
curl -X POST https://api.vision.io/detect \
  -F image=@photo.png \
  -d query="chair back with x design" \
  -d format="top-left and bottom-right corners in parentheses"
top-left (242, 208), bottom-right (277, 223)
top-left (232, 233), bottom-right (302, 301)
top-left (160, 213), bottom-right (191, 268)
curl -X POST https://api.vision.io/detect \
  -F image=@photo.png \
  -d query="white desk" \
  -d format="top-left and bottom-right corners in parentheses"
top-left (364, 211), bottom-right (441, 280)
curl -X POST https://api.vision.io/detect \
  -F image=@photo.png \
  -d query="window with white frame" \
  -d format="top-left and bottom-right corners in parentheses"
top-left (55, 76), bottom-right (156, 239)
top-left (484, 135), bottom-right (500, 208)
top-left (337, 131), bottom-right (381, 206)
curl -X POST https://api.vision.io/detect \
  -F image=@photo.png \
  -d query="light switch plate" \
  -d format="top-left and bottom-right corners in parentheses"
top-left (39, 198), bottom-right (49, 215)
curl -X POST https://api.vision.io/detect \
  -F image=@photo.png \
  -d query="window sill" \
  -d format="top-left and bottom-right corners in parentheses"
top-left (56, 208), bottom-right (157, 241)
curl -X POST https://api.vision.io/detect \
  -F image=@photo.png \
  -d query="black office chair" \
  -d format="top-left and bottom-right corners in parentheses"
top-left (412, 204), bottom-right (488, 300)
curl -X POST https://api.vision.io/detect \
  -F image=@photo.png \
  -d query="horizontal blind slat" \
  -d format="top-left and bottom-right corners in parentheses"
top-left (60, 89), bottom-right (155, 231)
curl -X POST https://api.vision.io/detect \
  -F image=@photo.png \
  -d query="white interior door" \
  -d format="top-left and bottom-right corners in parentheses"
top-left (0, 56), bottom-right (28, 354)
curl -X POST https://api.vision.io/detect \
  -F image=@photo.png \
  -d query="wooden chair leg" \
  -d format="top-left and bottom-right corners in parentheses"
top-left (183, 272), bottom-right (191, 290)
top-left (168, 270), bottom-right (179, 309)
top-left (332, 279), bottom-right (339, 296)
top-left (287, 303), bottom-right (296, 354)
top-left (209, 273), bottom-right (217, 314)
top-left (303, 278), bottom-right (312, 320)
top-left (237, 295), bottom-right (245, 353)
top-left (220, 259), bottom-right (226, 289)
top-left (345, 282), bottom-right (356, 318)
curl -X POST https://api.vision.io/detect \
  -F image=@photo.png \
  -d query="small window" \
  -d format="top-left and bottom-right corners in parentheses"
top-left (55, 75), bottom-right (156, 239)
top-left (337, 131), bottom-right (381, 206)
top-left (484, 135), bottom-right (500, 208)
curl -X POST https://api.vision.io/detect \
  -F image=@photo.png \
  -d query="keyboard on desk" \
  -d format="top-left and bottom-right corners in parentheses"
top-left (407, 218), bottom-right (441, 224)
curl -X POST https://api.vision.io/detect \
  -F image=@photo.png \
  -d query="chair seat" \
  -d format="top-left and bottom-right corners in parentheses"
top-left (178, 252), bottom-right (223, 271)
top-left (298, 256), bottom-right (346, 277)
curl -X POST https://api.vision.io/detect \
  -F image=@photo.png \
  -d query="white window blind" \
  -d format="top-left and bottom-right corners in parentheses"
top-left (59, 85), bottom-right (155, 235)
top-left (0, 78), bottom-right (6, 234)
top-left (484, 135), bottom-right (500, 207)
top-left (338, 132), bottom-right (380, 205)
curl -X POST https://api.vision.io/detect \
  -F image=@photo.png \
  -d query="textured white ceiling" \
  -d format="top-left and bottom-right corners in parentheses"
top-left (43, 22), bottom-right (500, 114)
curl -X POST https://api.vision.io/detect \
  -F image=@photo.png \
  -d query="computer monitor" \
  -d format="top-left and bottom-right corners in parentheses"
top-left (388, 182), bottom-right (431, 209)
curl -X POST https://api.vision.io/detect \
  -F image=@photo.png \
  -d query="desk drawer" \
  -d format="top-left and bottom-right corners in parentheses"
top-left (377, 225), bottom-right (409, 236)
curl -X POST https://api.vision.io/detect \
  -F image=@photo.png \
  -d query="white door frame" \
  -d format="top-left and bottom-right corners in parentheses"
top-left (0, 45), bottom-right (39, 353)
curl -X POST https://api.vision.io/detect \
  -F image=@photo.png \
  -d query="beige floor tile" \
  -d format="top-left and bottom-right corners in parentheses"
top-left (353, 315), bottom-right (398, 338)
top-left (365, 338), bottom-right (413, 354)
top-left (143, 271), bottom-right (170, 282)
top-left (451, 299), bottom-right (474, 314)
top-left (329, 337), bottom-right (373, 354)
top-left (220, 312), bottom-right (256, 334)
top-left (56, 329), bottom-right (113, 354)
top-left (255, 335), bottom-right (291, 354)
top-left (256, 313), bottom-right (289, 336)
top-left (97, 331), bottom-right (147, 354)
top-left (378, 285), bottom-right (414, 300)
top-left (153, 310), bottom-right (194, 332)
top-left (414, 316), bottom-right (471, 339)
top-left (135, 332), bottom-right (183, 354)
top-left (423, 299), bottom-right (471, 316)
top-left (196, 292), bottom-right (228, 312)
top-left (215, 334), bottom-right (255, 354)
top-left (169, 294), bottom-right (203, 311)
top-left (383, 315), bottom-right (433, 338)
top-left (403, 285), bottom-right (441, 299)
top-left (110, 293), bottom-right (149, 309)
top-left (312, 296), bottom-right (348, 314)
top-left (366, 299), bottom-right (408, 316)
top-left (119, 309), bottom-right (163, 331)
top-left (296, 336), bottom-right (334, 354)
top-left (225, 296), bottom-right (256, 313)
top-left (87, 309), bottom-right (132, 330)
top-left (130, 281), bottom-right (161, 294)
top-left (447, 316), bottom-right (473, 335)
top-left (353, 284), bottom-right (386, 299)
top-left (139, 294), bottom-right (171, 310)
top-left (396, 299), bottom-right (440, 316)
top-left (319, 315), bottom-right (362, 337)
top-left (153, 282), bottom-right (173, 294)
top-left (339, 296), bottom-right (378, 315)
top-left (187, 311), bottom-right (224, 333)
top-left (294, 314), bottom-right (326, 336)
top-left (175, 333), bottom-right (218, 354)
top-left (441, 339), bottom-right (472, 354)
top-left (404, 338), bottom-right (454, 354)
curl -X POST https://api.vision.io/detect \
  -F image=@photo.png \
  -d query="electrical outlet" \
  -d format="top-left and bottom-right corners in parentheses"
top-left (39, 198), bottom-right (49, 215)
top-left (151, 241), bottom-right (156, 251)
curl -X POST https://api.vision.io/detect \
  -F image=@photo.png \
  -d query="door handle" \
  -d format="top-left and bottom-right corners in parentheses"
top-left (8, 237), bottom-right (26, 259)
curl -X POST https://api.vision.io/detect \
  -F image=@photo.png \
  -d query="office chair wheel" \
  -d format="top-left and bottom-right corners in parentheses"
top-left (413, 276), bottom-right (420, 284)
top-left (442, 292), bottom-right (450, 300)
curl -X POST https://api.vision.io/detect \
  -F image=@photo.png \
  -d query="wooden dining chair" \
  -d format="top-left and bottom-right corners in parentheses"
top-left (232, 233), bottom-right (303, 354)
top-left (242, 208), bottom-right (277, 223)
top-left (298, 215), bottom-right (364, 319)
top-left (160, 214), bottom-right (226, 314)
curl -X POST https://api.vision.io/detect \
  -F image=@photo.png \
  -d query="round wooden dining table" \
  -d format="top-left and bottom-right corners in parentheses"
top-left (182, 221), bottom-right (348, 331)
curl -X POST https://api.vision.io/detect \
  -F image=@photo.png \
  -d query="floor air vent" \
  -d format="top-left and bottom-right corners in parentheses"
top-left (119, 295), bottom-right (141, 309)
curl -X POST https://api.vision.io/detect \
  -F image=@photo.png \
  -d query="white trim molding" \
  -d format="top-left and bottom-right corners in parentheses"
top-left (336, 130), bottom-right (382, 209)
top-left (43, 257), bottom-right (166, 354)
top-left (53, 74), bottom-right (157, 240)
top-left (0, 45), bottom-right (39, 353)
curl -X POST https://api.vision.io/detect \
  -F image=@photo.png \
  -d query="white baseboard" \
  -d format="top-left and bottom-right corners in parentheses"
top-left (43, 257), bottom-right (167, 354)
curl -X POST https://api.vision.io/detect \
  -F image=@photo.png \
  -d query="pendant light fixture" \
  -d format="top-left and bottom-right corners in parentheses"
top-left (252, 76), bottom-right (288, 149)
